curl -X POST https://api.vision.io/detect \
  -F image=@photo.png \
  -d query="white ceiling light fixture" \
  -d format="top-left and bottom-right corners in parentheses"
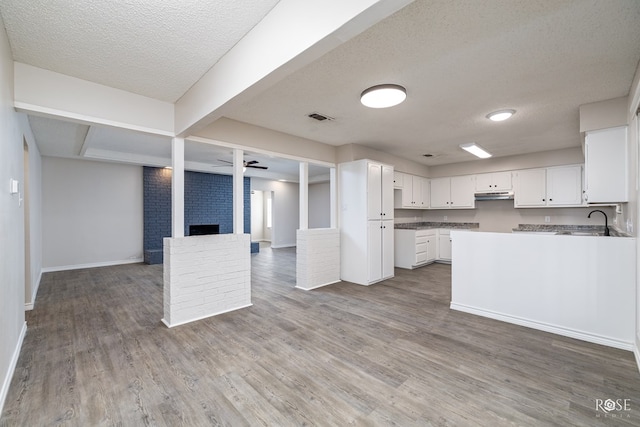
top-left (460, 142), bottom-right (492, 159)
top-left (486, 109), bottom-right (516, 122)
top-left (360, 84), bottom-right (407, 108)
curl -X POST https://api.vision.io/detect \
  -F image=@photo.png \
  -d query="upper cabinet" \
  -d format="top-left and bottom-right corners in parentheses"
top-left (394, 173), bottom-right (429, 209)
top-left (430, 176), bottom-right (475, 209)
top-left (475, 171), bottom-right (512, 192)
top-left (393, 171), bottom-right (404, 189)
top-left (367, 162), bottom-right (394, 220)
top-left (514, 165), bottom-right (583, 208)
top-left (584, 126), bottom-right (628, 204)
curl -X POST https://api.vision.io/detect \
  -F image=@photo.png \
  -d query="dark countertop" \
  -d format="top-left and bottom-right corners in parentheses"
top-left (512, 224), bottom-right (630, 237)
top-left (394, 222), bottom-right (480, 230)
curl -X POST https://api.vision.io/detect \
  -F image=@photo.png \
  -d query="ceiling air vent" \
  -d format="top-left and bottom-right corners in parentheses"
top-left (307, 112), bottom-right (334, 121)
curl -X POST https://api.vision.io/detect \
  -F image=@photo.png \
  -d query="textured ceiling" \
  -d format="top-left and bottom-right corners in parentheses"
top-left (227, 0), bottom-right (640, 165)
top-left (9, 0), bottom-right (640, 170)
top-left (0, 0), bottom-right (280, 102)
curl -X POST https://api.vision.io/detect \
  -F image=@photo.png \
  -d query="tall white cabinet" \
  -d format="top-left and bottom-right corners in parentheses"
top-left (339, 159), bottom-right (394, 285)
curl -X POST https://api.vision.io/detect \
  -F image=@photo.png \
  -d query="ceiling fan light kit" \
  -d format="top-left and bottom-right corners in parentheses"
top-left (360, 84), bottom-right (407, 108)
top-left (459, 142), bottom-right (492, 159)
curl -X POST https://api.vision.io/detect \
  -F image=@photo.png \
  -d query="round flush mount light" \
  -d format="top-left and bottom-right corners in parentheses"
top-left (486, 109), bottom-right (516, 122)
top-left (360, 84), bottom-right (407, 108)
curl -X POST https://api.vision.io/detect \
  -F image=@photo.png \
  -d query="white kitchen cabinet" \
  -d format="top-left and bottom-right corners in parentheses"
top-left (394, 229), bottom-right (437, 269)
top-left (430, 176), bottom-right (475, 209)
top-left (547, 165), bottom-right (583, 206)
top-left (475, 171), bottom-right (512, 192)
top-left (340, 159), bottom-right (394, 285)
top-left (584, 126), bottom-right (628, 203)
top-left (514, 165), bottom-right (583, 208)
top-left (367, 163), bottom-right (394, 220)
top-left (514, 168), bottom-right (546, 206)
top-left (395, 174), bottom-right (430, 208)
top-left (393, 171), bottom-right (405, 189)
top-left (438, 230), bottom-right (452, 262)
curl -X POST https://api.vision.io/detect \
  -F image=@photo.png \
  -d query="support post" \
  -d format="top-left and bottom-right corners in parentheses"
top-left (171, 137), bottom-right (185, 237)
top-left (233, 149), bottom-right (244, 234)
top-left (300, 162), bottom-right (309, 230)
top-left (330, 167), bottom-right (337, 228)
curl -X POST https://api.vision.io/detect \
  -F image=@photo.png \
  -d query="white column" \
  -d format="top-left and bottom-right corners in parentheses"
top-left (171, 137), bottom-right (185, 238)
top-left (330, 167), bottom-right (337, 228)
top-left (233, 149), bottom-right (244, 234)
top-left (299, 162), bottom-right (309, 230)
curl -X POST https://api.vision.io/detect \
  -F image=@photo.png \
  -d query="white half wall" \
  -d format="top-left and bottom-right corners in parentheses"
top-left (296, 228), bottom-right (340, 290)
top-left (251, 178), bottom-right (299, 248)
top-left (42, 157), bottom-right (143, 270)
top-left (163, 234), bottom-right (252, 327)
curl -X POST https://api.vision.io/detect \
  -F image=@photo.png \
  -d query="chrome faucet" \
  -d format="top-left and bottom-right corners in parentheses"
top-left (588, 209), bottom-right (610, 236)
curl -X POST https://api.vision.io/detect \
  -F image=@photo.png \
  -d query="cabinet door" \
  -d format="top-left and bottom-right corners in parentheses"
top-left (475, 173), bottom-right (494, 192)
top-left (381, 220), bottom-right (394, 279)
top-left (450, 176), bottom-right (475, 208)
top-left (430, 178), bottom-right (451, 208)
top-left (426, 233), bottom-right (437, 262)
top-left (381, 165), bottom-right (394, 219)
top-left (585, 126), bottom-right (628, 203)
top-left (420, 177), bottom-right (430, 208)
top-left (492, 172), bottom-right (512, 191)
top-left (393, 171), bottom-right (404, 189)
top-left (514, 169), bottom-right (547, 207)
top-left (438, 232), bottom-right (452, 261)
top-left (367, 221), bottom-right (382, 282)
top-left (547, 165), bottom-right (583, 206)
top-left (401, 174), bottom-right (415, 208)
top-left (367, 163), bottom-right (382, 220)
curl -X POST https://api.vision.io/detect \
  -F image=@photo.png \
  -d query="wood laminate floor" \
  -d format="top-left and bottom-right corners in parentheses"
top-left (2, 247), bottom-right (640, 426)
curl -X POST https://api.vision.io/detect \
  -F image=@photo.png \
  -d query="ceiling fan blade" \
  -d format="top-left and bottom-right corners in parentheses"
top-left (216, 159), bottom-right (233, 164)
top-left (247, 165), bottom-right (268, 170)
top-left (245, 160), bottom-right (259, 165)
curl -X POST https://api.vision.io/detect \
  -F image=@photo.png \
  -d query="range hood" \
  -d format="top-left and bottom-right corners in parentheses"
top-left (474, 191), bottom-right (514, 201)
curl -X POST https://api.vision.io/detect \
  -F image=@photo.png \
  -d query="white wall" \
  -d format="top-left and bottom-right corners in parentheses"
top-left (42, 157), bottom-right (143, 270)
top-left (309, 182), bottom-right (330, 229)
top-left (251, 178), bottom-right (299, 248)
top-left (0, 14), bottom-right (42, 413)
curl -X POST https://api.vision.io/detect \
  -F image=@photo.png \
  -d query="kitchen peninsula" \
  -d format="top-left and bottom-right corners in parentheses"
top-left (450, 230), bottom-right (635, 350)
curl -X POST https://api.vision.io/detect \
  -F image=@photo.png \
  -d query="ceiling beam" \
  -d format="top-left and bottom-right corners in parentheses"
top-left (174, 0), bottom-right (413, 137)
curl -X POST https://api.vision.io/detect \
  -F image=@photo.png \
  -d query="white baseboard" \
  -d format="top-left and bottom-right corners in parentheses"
top-left (634, 338), bottom-right (640, 374)
top-left (450, 302), bottom-right (634, 351)
top-left (295, 279), bottom-right (341, 291)
top-left (24, 269), bottom-right (43, 311)
top-left (270, 243), bottom-right (296, 249)
top-left (0, 321), bottom-right (27, 415)
top-left (162, 303), bottom-right (253, 328)
top-left (42, 258), bottom-right (144, 273)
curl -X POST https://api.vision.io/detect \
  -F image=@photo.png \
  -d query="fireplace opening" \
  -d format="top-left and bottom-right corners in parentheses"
top-left (189, 224), bottom-right (220, 236)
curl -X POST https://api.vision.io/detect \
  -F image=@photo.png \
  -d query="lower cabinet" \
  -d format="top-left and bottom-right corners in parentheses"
top-left (394, 228), bottom-right (452, 269)
top-left (368, 220), bottom-right (394, 282)
top-left (438, 230), bottom-right (452, 262)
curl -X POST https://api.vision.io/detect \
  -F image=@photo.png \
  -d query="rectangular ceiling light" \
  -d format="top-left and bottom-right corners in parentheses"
top-left (459, 142), bottom-right (492, 159)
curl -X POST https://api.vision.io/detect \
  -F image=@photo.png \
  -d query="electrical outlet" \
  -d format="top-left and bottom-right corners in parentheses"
top-left (544, 216), bottom-right (551, 223)
top-left (443, 215), bottom-right (448, 221)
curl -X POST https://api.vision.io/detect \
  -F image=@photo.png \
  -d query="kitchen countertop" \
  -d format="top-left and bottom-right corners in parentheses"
top-left (394, 221), bottom-right (479, 230)
top-left (512, 224), bottom-right (630, 237)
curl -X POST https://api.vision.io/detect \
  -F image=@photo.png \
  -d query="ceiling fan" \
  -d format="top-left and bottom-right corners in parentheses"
top-left (214, 159), bottom-right (268, 170)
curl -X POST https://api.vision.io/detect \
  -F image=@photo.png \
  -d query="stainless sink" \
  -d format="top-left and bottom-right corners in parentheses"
top-left (555, 231), bottom-right (603, 236)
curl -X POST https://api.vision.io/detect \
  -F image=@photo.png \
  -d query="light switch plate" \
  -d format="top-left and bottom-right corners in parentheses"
top-left (9, 179), bottom-right (18, 194)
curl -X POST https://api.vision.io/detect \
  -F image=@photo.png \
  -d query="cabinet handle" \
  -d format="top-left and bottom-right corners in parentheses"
top-left (542, 199), bottom-right (545, 201)
top-left (549, 198), bottom-right (552, 201)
